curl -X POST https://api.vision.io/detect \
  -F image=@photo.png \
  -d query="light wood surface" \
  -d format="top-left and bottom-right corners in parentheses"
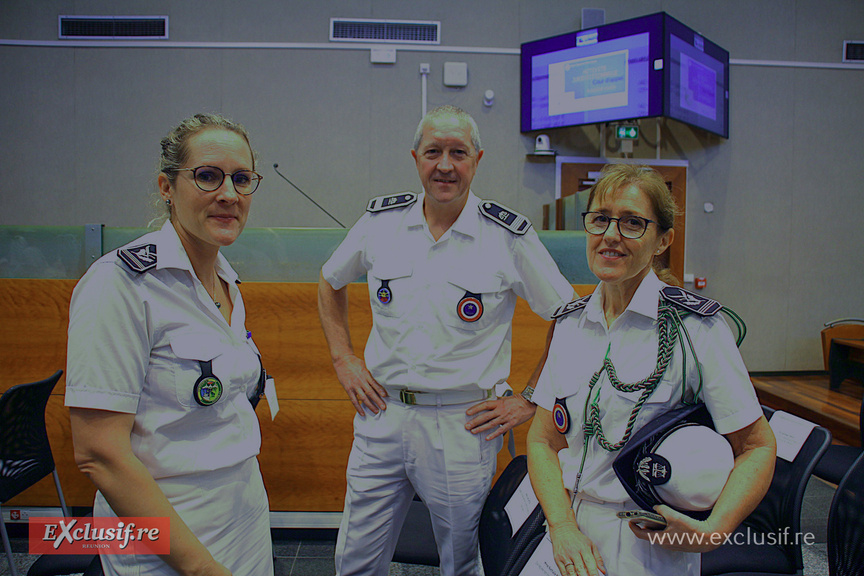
top-left (0, 279), bottom-right (594, 511)
top-left (752, 373), bottom-right (862, 446)
top-left (0, 279), bottom-right (77, 394)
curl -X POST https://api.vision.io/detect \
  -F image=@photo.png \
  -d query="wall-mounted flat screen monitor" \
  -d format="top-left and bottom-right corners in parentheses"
top-left (520, 13), bottom-right (664, 133)
top-left (664, 15), bottom-right (729, 138)
top-left (521, 12), bottom-right (730, 138)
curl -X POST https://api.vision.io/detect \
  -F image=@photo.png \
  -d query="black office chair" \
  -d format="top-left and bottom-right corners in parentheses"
top-left (24, 509), bottom-right (102, 576)
top-left (478, 455), bottom-right (546, 576)
top-left (827, 451), bottom-right (864, 576)
top-left (0, 370), bottom-right (69, 576)
top-left (27, 553), bottom-right (102, 576)
top-left (392, 494), bottom-right (440, 567)
top-left (814, 396), bottom-right (863, 485)
top-left (499, 523), bottom-right (547, 576)
top-left (700, 406), bottom-right (832, 575)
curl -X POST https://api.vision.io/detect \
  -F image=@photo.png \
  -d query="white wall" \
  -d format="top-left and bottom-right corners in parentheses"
top-left (2, 0), bottom-right (863, 371)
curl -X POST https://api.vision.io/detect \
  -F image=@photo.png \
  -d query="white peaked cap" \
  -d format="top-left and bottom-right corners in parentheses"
top-left (651, 424), bottom-right (735, 511)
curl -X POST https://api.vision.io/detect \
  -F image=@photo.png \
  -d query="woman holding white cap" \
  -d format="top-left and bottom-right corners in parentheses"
top-left (527, 164), bottom-right (777, 576)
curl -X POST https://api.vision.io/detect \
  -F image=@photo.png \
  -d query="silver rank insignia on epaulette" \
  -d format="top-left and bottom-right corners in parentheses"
top-left (118, 244), bottom-right (157, 273)
top-left (479, 201), bottom-right (531, 235)
top-left (366, 191), bottom-right (418, 213)
top-left (661, 286), bottom-right (722, 316)
top-left (552, 294), bottom-right (591, 319)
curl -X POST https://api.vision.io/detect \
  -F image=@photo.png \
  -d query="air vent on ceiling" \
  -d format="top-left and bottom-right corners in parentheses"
top-left (330, 18), bottom-right (439, 45)
top-left (59, 15), bottom-right (169, 39)
top-left (843, 41), bottom-right (864, 62)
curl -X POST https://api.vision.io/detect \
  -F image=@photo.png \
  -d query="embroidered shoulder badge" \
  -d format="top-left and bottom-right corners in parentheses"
top-left (661, 286), bottom-right (722, 316)
top-left (366, 191), bottom-right (418, 213)
top-left (552, 294), bottom-right (591, 319)
top-left (479, 201), bottom-right (531, 235)
top-left (117, 244), bottom-right (157, 273)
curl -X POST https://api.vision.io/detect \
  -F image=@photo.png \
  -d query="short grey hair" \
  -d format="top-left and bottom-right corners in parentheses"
top-left (412, 105), bottom-right (482, 153)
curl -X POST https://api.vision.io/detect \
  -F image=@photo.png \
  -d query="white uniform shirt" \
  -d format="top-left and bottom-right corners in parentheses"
top-left (66, 221), bottom-right (263, 479)
top-left (322, 191), bottom-right (574, 393)
top-left (533, 270), bottom-right (762, 503)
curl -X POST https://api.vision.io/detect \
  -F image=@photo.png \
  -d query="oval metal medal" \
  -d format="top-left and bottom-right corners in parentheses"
top-left (457, 291), bottom-right (483, 322)
top-left (377, 280), bottom-right (392, 305)
top-left (553, 397), bottom-right (571, 434)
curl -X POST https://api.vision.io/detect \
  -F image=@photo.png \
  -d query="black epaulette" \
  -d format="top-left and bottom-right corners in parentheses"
top-left (479, 201), bottom-right (531, 235)
top-left (117, 244), bottom-right (157, 274)
top-left (661, 286), bottom-right (722, 316)
top-left (552, 294), bottom-right (591, 319)
top-left (366, 192), bottom-right (418, 213)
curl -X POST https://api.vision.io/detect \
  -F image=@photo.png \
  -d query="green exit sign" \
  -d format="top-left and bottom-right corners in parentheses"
top-left (616, 126), bottom-right (639, 140)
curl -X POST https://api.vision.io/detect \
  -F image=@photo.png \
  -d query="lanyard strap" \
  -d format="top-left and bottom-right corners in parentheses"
top-left (570, 301), bottom-right (700, 498)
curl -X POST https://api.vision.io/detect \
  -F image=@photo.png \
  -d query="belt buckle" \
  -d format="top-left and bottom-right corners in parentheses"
top-left (399, 390), bottom-right (417, 405)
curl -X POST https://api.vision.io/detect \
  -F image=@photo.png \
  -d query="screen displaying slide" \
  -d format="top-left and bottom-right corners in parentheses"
top-left (668, 33), bottom-right (726, 135)
top-left (549, 50), bottom-right (629, 115)
top-left (680, 52), bottom-right (717, 120)
top-left (530, 32), bottom-right (651, 128)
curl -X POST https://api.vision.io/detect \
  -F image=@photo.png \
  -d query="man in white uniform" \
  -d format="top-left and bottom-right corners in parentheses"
top-left (318, 105), bottom-right (574, 576)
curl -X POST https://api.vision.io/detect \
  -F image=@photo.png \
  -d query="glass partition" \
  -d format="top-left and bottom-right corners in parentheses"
top-left (0, 226), bottom-right (594, 284)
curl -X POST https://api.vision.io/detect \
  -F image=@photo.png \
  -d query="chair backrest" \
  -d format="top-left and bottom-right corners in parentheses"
top-left (744, 406), bottom-right (832, 572)
top-left (828, 451), bottom-right (864, 576)
top-left (0, 370), bottom-right (63, 503)
top-left (820, 320), bottom-right (864, 371)
top-left (501, 526), bottom-right (548, 576)
top-left (479, 455), bottom-right (546, 576)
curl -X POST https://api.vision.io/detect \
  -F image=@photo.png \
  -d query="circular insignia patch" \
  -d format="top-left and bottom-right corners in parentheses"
top-left (553, 398), bottom-right (571, 434)
top-left (457, 296), bottom-right (483, 322)
top-left (194, 376), bottom-right (223, 406)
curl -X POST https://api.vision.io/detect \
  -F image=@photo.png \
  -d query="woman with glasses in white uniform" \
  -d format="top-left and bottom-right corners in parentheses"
top-left (527, 164), bottom-right (776, 576)
top-left (66, 113), bottom-right (273, 576)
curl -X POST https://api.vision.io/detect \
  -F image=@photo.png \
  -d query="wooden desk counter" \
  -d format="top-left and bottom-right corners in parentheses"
top-left (0, 279), bottom-right (593, 512)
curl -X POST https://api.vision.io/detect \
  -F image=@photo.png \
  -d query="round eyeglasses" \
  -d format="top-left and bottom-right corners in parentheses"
top-left (174, 166), bottom-right (262, 195)
top-left (582, 211), bottom-right (656, 239)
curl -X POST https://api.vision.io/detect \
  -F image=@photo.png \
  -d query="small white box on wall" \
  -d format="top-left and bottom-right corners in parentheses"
top-left (443, 62), bottom-right (468, 87)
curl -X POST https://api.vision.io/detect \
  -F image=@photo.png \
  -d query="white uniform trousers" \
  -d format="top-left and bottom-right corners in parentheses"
top-left (94, 457), bottom-right (273, 576)
top-left (335, 398), bottom-right (503, 576)
top-left (573, 496), bottom-right (699, 576)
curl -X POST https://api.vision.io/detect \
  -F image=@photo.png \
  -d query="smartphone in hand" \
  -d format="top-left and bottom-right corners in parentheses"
top-left (616, 509), bottom-right (667, 530)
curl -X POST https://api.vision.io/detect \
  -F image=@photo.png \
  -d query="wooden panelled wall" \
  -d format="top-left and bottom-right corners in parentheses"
top-left (0, 279), bottom-right (594, 512)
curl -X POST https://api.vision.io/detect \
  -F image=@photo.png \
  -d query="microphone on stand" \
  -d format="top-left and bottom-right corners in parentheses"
top-left (272, 163), bottom-right (346, 228)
